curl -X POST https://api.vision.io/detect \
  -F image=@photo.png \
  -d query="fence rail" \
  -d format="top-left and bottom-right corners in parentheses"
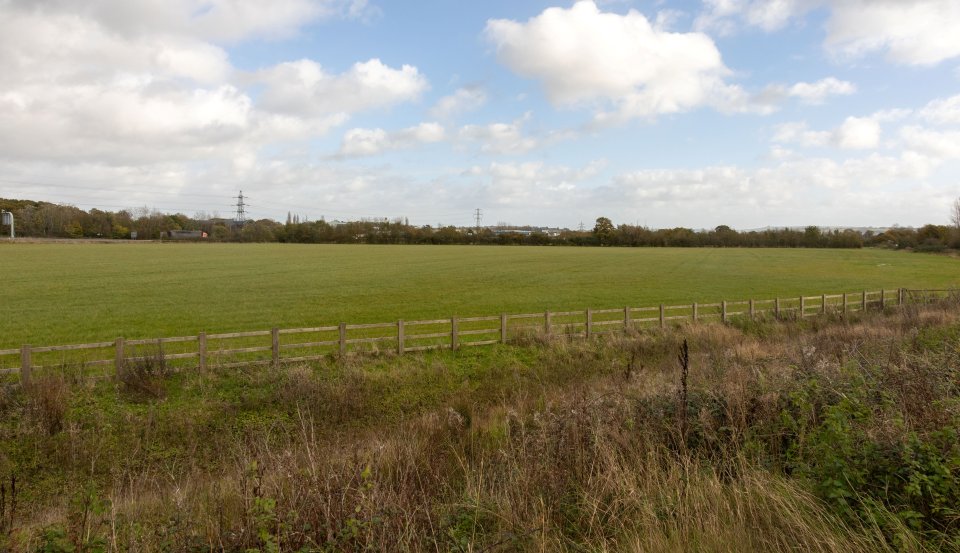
top-left (2, 287), bottom-right (954, 386)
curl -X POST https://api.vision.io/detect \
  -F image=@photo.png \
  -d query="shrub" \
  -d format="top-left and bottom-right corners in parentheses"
top-left (118, 348), bottom-right (170, 400)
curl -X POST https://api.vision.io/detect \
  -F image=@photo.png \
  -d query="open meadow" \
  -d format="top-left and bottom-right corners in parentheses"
top-left (1, 242), bottom-right (959, 348)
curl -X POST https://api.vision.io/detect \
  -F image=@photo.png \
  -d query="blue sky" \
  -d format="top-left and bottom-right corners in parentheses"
top-left (1, 0), bottom-right (959, 229)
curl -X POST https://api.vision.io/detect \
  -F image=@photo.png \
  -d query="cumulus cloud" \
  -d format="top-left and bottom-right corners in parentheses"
top-left (919, 94), bottom-right (960, 125)
top-left (256, 59), bottom-right (428, 118)
top-left (696, 0), bottom-right (960, 66)
top-left (695, 0), bottom-right (810, 34)
top-left (337, 122), bottom-right (445, 157)
top-left (787, 78), bottom-right (856, 104)
top-left (773, 109), bottom-right (910, 151)
top-left (0, 9), bottom-right (233, 86)
top-left (900, 126), bottom-right (960, 159)
top-left (485, 1), bottom-right (750, 122)
top-left (834, 117), bottom-right (882, 150)
top-left (429, 87), bottom-right (488, 120)
top-left (0, 0), bottom-right (428, 169)
top-left (825, 0), bottom-right (960, 65)
top-left (6, 0), bottom-right (375, 43)
top-left (459, 114), bottom-right (539, 155)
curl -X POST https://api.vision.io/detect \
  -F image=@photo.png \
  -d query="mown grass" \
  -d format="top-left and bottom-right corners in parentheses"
top-left (2, 242), bottom-right (959, 349)
top-left (1, 300), bottom-right (958, 551)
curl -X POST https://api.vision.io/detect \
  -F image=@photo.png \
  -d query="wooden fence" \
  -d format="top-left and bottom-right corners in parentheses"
top-left (1, 287), bottom-right (954, 386)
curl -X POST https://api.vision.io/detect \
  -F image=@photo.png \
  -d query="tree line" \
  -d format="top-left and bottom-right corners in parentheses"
top-left (2, 197), bottom-right (959, 250)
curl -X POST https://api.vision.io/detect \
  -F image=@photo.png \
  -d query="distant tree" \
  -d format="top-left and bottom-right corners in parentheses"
top-left (803, 226), bottom-right (823, 248)
top-left (593, 217), bottom-right (615, 245)
top-left (713, 224), bottom-right (736, 247)
top-left (951, 197), bottom-right (960, 248)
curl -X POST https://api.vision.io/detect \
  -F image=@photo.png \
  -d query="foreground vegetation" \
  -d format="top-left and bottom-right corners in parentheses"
top-left (2, 242), bottom-right (959, 349)
top-left (1, 299), bottom-right (958, 551)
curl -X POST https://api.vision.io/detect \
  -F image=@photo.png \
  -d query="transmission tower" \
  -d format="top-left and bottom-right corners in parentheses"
top-left (474, 208), bottom-right (483, 233)
top-left (234, 190), bottom-right (247, 225)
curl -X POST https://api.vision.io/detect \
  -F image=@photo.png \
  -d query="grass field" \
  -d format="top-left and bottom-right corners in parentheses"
top-left (2, 242), bottom-right (959, 348)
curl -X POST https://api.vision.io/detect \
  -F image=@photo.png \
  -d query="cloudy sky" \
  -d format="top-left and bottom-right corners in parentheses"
top-left (1, 0), bottom-right (959, 229)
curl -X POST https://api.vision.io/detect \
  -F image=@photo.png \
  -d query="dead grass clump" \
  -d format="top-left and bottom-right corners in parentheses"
top-left (118, 349), bottom-right (170, 400)
top-left (26, 373), bottom-right (70, 435)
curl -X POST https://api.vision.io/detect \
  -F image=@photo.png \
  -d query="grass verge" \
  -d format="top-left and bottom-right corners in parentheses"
top-left (1, 300), bottom-right (958, 551)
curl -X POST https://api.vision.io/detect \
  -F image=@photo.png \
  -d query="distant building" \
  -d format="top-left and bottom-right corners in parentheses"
top-left (166, 230), bottom-right (207, 239)
top-left (490, 226), bottom-right (565, 237)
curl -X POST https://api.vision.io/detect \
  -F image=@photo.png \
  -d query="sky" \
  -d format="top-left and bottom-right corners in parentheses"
top-left (1, 0), bottom-right (960, 230)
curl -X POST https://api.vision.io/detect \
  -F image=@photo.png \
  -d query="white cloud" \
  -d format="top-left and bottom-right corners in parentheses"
top-left (787, 78), bottom-right (856, 104)
top-left (337, 122), bottom-right (445, 157)
top-left (774, 109), bottom-right (909, 151)
top-left (256, 59), bottom-right (428, 118)
top-left (485, 1), bottom-right (748, 122)
top-left (695, 0), bottom-right (811, 35)
top-left (0, 0), bottom-right (423, 169)
top-left (464, 160), bottom-right (605, 207)
top-left (7, 0), bottom-right (374, 43)
top-left (919, 94), bottom-right (960, 125)
top-left (772, 122), bottom-right (830, 147)
top-left (429, 87), bottom-right (488, 120)
top-left (600, 151), bottom-right (942, 227)
top-left (0, 10), bottom-right (233, 86)
top-left (834, 116), bottom-right (881, 150)
top-left (825, 0), bottom-right (960, 65)
top-left (900, 126), bottom-right (960, 159)
top-left (696, 0), bottom-right (960, 66)
top-left (459, 114), bottom-right (539, 155)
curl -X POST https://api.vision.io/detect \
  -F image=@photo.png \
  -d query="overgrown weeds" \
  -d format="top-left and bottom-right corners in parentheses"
top-left (26, 373), bottom-right (69, 435)
top-left (2, 299), bottom-right (959, 551)
top-left (118, 347), bottom-right (170, 400)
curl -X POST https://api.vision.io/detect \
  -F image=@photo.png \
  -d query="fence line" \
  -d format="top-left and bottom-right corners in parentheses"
top-left (2, 287), bottom-right (954, 386)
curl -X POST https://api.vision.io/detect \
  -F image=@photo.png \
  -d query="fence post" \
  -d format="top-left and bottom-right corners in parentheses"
top-left (624, 306), bottom-right (631, 331)
top-left (115, 337), bottom-right (124, 379)
top-left (775, 297), bottom-right (780, 319)
top-left (898, 287), bottom-right (904, 306)
top-left (842, 294), bottom-right (848, 316)
top-left (692, 302), bottom-right (698, 322)
top-left (271, 327), bottom-right (280, 368)
top-left (821, 294), bottom-right (827, 315)
top-left (20, 345), bottom-right (31, 387)
top-left (659, 304), bottom-right (665, 328)
top-left (545, 311), bottom-right (551, 335)
top-left (338, 323), bottom-right (346, 356)
top-left (862, 290), bottom-right (867, 311)
top-left (398, 320), bottom-right (405, 354)
top-left (749, 299), bottom-right (755, 320)
top-left (880, 289), bottom-right (885, 310)
top-left (451, 317), bottom-right (459, 351)
top-left (721, 301), bottom-right (727, 323)
top-left (198, 332), bottom-right (207, 373)
top-left (586, 309), bottom-right (592, 338)
top-left (500, 314), bottom-right (508, 344)
top-left (799, 296), bottom-right (805, 317)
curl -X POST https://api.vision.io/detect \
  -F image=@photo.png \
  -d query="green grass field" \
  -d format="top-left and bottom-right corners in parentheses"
top-left (2, 242), bottom-right (958, 348)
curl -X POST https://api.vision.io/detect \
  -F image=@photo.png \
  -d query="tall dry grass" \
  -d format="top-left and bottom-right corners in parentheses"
top-left (5, 297), bottom-right (959, 551)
